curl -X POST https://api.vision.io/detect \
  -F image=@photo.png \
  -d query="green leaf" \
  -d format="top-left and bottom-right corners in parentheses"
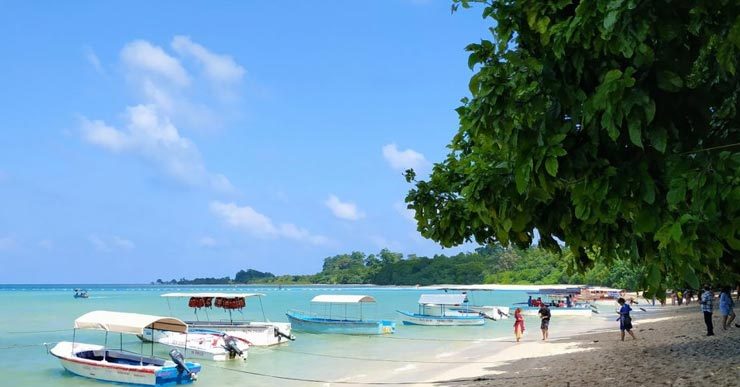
top-left (603, 69), bottom-right (623, 83)
top-left (656, 71), bottom-right (684, 92)
top-left (603, 11), bottom-right (619, 32)
top-left (642, 175), bottom-right (655, 204)
top-left (666, 185), bottom-right (686, 206)
top-left (669, 221), bottom-right (682, 241)
top-left (545, 157), bottom-right (558, 176)
top-left (647, 264), bottom-right (661, 287)
top-left (683, 266), bottom-right (700, 289)
top-left (628, 119), bottom-right (643, 148)
top-left (514, 159), bottom-right (532, 194)
top-left (634, 208), bottom-right (657, 233)
top-left (644, 99), bottom-right (656, 124)
top-left (648, 126), bottom-right (667, 153)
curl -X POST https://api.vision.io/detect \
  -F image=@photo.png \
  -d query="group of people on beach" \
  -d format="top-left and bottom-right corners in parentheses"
top-left (513, 303), bottom-right (551, 342)
top-left (700, 284), bottom-right (737, 336)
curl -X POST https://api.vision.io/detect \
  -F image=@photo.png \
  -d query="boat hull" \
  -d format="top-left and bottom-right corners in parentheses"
top-left (148, 331), bottom-right (249, 361)
top-left (397, 310), bottom-right (485, 326)
top-left (142, 321), bottom-right (291, 346)
top-left (50, 342), bottom-right (200, 386)
top-left (451, 305), bottom-right (510, 320)
top-left (286, 311), bottom-right (395, 335)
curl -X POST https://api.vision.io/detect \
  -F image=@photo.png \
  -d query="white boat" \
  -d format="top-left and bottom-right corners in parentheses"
top-left (398, 294), bottom-right (486, 326)
top-left (149, 330), bottom-right (249, 361)
top-left (517, 289), bottom-right (595, 317)
top-left (142, 292), bottom-right (293, 347)
top-left (49, 311), bottom-right (201, 386)
top-left (436, 286), bottom-right (510, 320)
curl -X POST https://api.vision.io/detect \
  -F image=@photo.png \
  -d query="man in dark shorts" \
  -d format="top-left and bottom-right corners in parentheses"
top-left (539, 304), bottom-right (551, 341)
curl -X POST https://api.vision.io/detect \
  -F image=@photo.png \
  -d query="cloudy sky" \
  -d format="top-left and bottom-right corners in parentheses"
top-left (0, 1), bottom-right (488, 283)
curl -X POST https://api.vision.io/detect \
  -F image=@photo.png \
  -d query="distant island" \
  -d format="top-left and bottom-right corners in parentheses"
top-left (153, 245), bottom-right (642, 290)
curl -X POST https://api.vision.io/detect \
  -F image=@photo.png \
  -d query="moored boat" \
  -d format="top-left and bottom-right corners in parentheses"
top-left (73, 288), bottom-right (89, 298)
top-left (49, 310), bottom-right (201, 386)
top-left (286, 295), bottom-right (396, 335)
top-left (142, 292), bottom-right (293, 346)
top-left (149, 329), bottom-right (249, 361)
top-left (517, 289), bottom-right (595, 317)
top-left (398, 294), bottom-right (486, 326)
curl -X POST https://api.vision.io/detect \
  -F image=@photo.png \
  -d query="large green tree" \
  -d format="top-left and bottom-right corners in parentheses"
top-left (406, 0), bottom-right (740, 294)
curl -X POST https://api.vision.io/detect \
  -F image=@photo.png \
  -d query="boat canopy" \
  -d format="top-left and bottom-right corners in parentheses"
top-left (73, 311), bottom-right (188, 334)
top-left (160, 292), bottom-right (266, 298)
top-left (526, 287), bottom-right (582, 296)
top-left (418, 294), bottom-right (467, 305)
top-left (310, 295), bottom-right (376, 304)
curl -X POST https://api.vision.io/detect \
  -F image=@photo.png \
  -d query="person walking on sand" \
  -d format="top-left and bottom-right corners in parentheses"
top-left (617, 298), bottom-right (636, 341)
top-left (513, 307), bottom-right (525, 342)
top-left (719, 286), bottom-right (736, 330)
top-left (538, 303), bottom-right (551, 341)
top-left (700, 284), bottom-right (715, 336)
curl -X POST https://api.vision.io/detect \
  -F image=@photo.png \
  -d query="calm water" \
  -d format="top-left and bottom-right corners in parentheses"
top-left (0, 285), bottom-right (609, 386)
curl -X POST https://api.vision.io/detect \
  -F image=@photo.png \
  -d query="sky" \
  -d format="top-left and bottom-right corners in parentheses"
top-left (0, 0), bottom-right (491, 283)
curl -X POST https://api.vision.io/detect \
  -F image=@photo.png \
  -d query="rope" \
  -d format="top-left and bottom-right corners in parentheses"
top-left (298, 331), bottom-right (500, 342)
top-left (6, 328), bottom-right (72, 334)
top-left (0, 343), bottom-right (51, 350)
top-left (272, 347), bottom-right (500, 364)
top-left (208, 363), bottom-right (549, 385)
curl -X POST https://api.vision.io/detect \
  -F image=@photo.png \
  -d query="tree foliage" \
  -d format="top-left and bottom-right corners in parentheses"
top-left (405, 0), bottom-right (740, 295)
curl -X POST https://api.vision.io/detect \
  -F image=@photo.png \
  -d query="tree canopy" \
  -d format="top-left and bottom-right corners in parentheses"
top-left (405, 0), bottom-right (739, 295)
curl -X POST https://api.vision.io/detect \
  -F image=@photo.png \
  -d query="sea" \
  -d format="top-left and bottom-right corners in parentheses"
top-left (0, 284), bottom-right (614, 386)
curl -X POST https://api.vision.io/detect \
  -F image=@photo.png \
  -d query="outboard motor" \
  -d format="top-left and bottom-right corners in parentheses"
top-left (169, 349), bottom-right (196, 380)
top-left (221, 335), bottom-right (246, 360)
top-left (274, 328), bottom-right (295, 341)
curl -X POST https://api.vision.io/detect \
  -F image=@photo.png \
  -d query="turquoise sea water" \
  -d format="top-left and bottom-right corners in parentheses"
top-left (0, 285), bottom-right (608, 386)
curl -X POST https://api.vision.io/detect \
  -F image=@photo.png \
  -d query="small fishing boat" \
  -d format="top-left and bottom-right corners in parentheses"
top-left (397, 294), bottom-right (485, 326)
top-left (141, 292), bottom-right (293, 346)
top-left (286, 295), bottom-right (396, 335)
top-left (73, 289), bottom-right (89, 298)
top-left (49, 310), bottom-right (201, 386)
top-left (516, 289), bottom-right (595, 317)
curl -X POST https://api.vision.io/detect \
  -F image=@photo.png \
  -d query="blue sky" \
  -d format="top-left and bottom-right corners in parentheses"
top-left (0, 1), bottom-right (490, 283)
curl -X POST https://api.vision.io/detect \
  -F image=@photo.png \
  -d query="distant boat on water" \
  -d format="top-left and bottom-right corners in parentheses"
top-left (73, 289), bottom-right (89, 298)
top-left (286, 294), bottom-right (396, 335)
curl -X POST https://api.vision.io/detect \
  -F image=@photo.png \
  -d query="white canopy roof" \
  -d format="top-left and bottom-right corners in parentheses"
top-left (160, 292), bottom-right (265, 298)
top-left (310, 295), bottom-right (376, 304)
top-left (425, 284), bottom-right (586, 291)
top-left (74, 311), bottom-right (187, 335)
top-left (418, 293), bottom-right (467, 305)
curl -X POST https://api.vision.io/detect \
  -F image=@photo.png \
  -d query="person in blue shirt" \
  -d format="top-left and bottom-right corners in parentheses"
top-left (617, 298), bottom-right (636, 341)
top-left (719, 286), bottom-right (736, 330)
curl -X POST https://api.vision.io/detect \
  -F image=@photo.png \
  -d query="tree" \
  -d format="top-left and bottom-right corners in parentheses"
top-left (406, 0), bottom-right (739, 295)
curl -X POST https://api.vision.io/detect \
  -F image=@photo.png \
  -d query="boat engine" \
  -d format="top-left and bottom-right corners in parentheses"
top-left (222, 335), bottom-right (246, 360)
top-left (274, 328), bottom-right (295, 341)
top-left (169, 349), bottom-right (196, 380)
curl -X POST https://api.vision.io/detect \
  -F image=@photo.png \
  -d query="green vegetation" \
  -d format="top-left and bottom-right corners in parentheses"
top-left (156, 246), bottom-right (644, 290)
top-left (405, 0), bottom-right (740, 296)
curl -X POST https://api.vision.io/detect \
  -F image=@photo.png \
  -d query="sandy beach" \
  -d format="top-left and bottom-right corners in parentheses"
top-left (434, 306), bottom-right (740, 387)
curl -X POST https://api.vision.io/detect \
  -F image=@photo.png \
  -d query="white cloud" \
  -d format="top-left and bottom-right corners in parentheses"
top-left (89, 235), bottom-right (134, 252)
top-left (81, 37), bottom-right (244, 193)
top-left (84, 46), bottom-right (104, 74)
top-left (120, 40), bottom-right (190, 86)
top-left (324, 195), bottom-right (365, 221)
top-left (198, 236), bottom-right (218, 247)
top-left (81, 105), bottom-right (234, 193)
top-left (394, 201), bottom-right (416, 223)
top-left (0, 236), bottom-right (17, 251)
top-left (172, 36), bottom-right (245, 84)
top-left (210, 201), bottom-right (329, 245)
top-left (382, 143), bottom-right (428, 171)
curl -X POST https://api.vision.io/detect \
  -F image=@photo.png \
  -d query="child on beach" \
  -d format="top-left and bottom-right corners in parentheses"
top-left (617, 298), bottom-right (636, 341)
top-left (513, 308), bottom-right (525, 342)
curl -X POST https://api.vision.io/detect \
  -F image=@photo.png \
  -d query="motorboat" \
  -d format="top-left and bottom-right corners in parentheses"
top-left (141, 292), bottom-right (293, 347)
top-left (73, 289), bottom-right (89, 298)
top-left (286, 294), bottom-right (396, 335)
top-left (49, 310), bottom-right (201, 386)
top-left (437, 286), bottom-right (510, 320)
top-left (516, 289), bottom-right (595, 317)
top-left (149, 329), bottom-right (249, 361)
top-left (397, 294), bottom-right (485, 326)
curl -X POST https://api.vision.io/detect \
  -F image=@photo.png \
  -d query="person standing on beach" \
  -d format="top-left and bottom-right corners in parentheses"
top-left (700, 284), bottom-right (715, 336)
top-left (617, 298), bottom-right (636, 341)
top-left (513, 307), bottom-right (525, 342)
top-left (538, 304), bottom-right (551, 341)
top-left (719, 286), bottom-right (736, 330)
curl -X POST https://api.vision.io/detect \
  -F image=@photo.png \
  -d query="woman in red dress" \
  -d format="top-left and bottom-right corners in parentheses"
top-left (513, 307), bottom-right (525, 342)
